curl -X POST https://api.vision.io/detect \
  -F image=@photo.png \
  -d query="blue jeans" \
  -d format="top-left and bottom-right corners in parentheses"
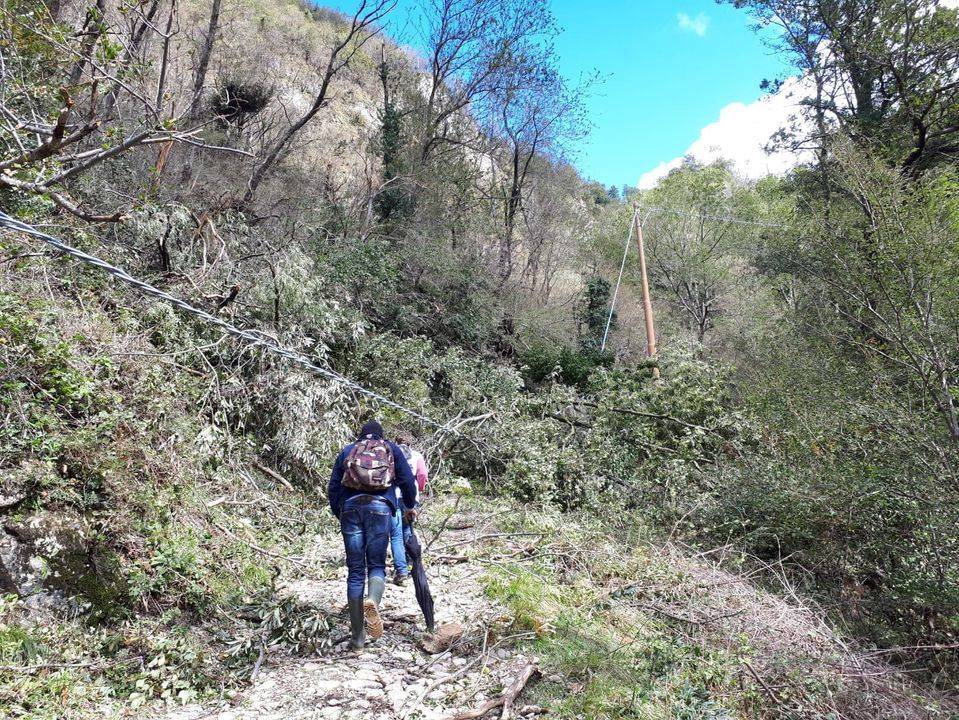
top-left (389, 504), bottom-right (409, 577)
top-left (340, 496), bottom-right (392, 600)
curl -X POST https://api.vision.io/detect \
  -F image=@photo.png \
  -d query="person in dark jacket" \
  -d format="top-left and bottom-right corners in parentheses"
top-left (328, 420), bottom-right (417, 649)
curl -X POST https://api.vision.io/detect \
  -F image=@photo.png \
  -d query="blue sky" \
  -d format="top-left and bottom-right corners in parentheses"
top-left (548, 0), bottom-right (792, 187)
top-left (322, 0), bottom-right (795, 188)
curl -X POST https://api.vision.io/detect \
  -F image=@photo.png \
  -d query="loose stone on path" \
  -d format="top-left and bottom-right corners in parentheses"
top-left (156, 520), bottom-right (529, 720)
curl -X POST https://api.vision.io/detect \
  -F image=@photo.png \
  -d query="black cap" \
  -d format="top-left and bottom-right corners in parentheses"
top-left (358, 420), bottom-right (384, 439)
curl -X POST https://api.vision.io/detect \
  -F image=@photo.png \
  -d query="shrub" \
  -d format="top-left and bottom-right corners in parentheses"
top-left (519, 343), bottom-right (612, 387)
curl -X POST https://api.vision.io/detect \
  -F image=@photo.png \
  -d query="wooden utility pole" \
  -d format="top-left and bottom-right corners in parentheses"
top-left (632, 205), bottom-right (659, 378)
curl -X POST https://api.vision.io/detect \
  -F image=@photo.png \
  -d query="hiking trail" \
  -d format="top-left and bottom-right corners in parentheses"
top-left (160, 514), bottom-right (536, 720)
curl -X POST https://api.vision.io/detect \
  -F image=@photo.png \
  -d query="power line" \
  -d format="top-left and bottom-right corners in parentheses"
top-left (1, 202), bottom-right (786, 428)
top-left (0, 211), bottom-right (459, 437)
top-left (600, 209), bottom-right (636, 353)
top-left (598, 202), bottom-right (783, 353)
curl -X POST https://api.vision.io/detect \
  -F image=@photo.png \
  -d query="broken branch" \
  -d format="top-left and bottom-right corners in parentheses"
top-left (448, 660), bottom-right (539, 720)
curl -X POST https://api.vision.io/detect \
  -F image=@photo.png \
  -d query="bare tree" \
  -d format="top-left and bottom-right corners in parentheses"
top-left (0, 0), bottom-right (238, 222)
top-left (488, 52), bottom-right (592, 282)
top-left (519, 163), bottom-right (584, 298)
top-left (412, 0), bottom-right (556, 166)
top-left (238, 0), bottom-right (396, 209)
top-left (189, 0), bottom-right (223, 119)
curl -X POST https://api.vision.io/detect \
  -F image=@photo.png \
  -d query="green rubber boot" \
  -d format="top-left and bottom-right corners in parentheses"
top-left (347, 597), bottom-right (366, 650)
top-left (368, 576), bottom-right (385, 605)
top-left (364, 576), bottom-right (386, 640)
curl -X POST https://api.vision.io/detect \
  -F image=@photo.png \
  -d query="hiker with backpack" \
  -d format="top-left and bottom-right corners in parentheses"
top-left (388, 431), bottom-right (429, 586)
top-left (328, 420), bottom-right (417, 650)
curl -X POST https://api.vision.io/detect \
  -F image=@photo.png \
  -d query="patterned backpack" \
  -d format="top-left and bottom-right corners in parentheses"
top-left (343, 436), bottom-right (395, 491)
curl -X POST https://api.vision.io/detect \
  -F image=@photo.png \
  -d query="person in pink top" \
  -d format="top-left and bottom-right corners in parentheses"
top-left (388, 431), bottom-right (429, 584)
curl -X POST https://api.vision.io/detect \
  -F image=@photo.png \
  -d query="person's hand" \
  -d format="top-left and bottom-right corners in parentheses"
top-left (403, 508), bottom-right (418, 524)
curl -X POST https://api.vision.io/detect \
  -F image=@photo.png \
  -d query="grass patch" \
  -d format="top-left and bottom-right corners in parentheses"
top-left (482, 548), bottom-right (743, 719)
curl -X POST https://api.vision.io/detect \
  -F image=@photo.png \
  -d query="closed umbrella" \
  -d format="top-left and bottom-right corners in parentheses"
top-left (403, 521), bottom-right (435, 632)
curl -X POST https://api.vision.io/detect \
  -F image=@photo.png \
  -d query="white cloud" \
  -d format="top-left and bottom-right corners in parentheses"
top-left (642, 2), bottom-right (959, 189)
top-left (677, 12), bottom-right (710, 37)
top-left (638, 76), bottom-right (815, 189)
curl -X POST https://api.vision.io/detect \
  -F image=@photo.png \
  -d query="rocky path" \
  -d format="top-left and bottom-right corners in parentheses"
top-left (163, 520), bottom-right (536, 720)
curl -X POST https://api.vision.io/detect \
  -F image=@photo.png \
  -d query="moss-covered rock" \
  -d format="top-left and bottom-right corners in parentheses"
top-left (3, 510), bottom-right (128, 619)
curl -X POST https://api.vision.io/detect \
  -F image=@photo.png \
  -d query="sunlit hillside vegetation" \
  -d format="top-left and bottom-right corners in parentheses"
top-left (1, 0), bottom-right (958, 717)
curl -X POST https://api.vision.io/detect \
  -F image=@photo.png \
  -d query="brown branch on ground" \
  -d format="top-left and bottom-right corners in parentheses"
top-left (743, 660), bottom-right (783, 706)
top-left (0, 252), bottom-right (48, 264)
top-left (545, 410), bottom-right (591, 429)
top-left (636, 602), bottom-right (745, 627)
top-left (252, 460), bottom-right (294, 490)
top-left (448, 660), bottom-right (539, 720)
top-left (409, 641), bottom-right (487, 712)
top-left (433, 532), bottom-right (544, 553)
top-left (249, 623), bottom-right (270, 682)
top-left (0, 661), bottom-right (95, 672)
top-left (211, 519), bottom-right (307, 567)
top-left (425, 494), bottom-right (464, 552)
top-left (571, 399), bottom-right (727, 434)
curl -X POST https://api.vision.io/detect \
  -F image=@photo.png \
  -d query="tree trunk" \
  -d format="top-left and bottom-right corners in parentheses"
top-left (937, 372), bottom-right (959, 446)
top-left (190, 0), bottom-right (222, 118)
top-left (500, 144), bottom-right (523, 282)
top-left (240, 89), bottom-right (328, 208)
top-left (68, 0), bottom-right (107, 86)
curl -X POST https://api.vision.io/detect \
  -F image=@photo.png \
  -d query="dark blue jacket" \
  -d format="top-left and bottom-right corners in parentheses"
top-left (328, 436), bottom-right (417, 518)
